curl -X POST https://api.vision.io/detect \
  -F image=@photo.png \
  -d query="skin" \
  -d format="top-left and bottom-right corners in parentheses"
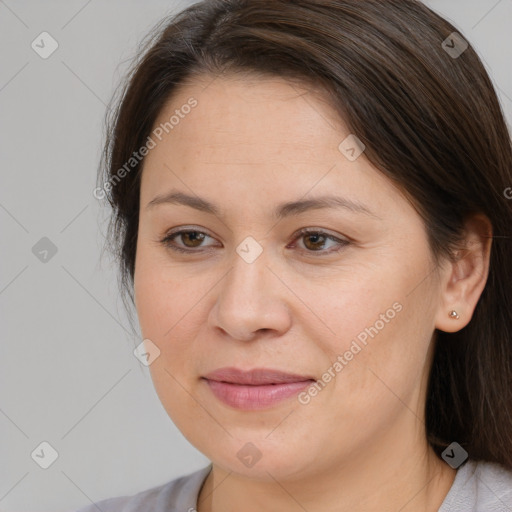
top-left (133, 73), bottom-right (492, 512)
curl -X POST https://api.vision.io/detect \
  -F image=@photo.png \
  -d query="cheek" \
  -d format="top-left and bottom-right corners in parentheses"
top-left (306, 256), bottom-right (434, 402)
top-left (337, 294), bottom-right (434, 420)
top-left (298, 265), bottom-right (402, 358)
top-left (134, 238), bottom-right (192, 340)
top-left (135, 268), bottom-right (199, 351)
top-left (133, 245), bottom-right (213, 395)
top-left (134, 252), bottom-right (205, 428)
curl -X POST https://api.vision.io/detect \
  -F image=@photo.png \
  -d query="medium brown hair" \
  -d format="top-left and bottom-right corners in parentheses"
top-left (98, 0), bottom-right (512, 469)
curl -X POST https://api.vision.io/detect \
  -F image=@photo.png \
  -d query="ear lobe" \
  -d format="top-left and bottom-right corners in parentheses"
top-left (434, 213), bottom-right (493, 333)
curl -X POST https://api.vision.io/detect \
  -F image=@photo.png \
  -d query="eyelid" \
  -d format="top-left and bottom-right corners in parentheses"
top-left (159, 226), bottom-right (219, 253)
top-left (159, 226), bottom-right (350, 255)
top-left (288, 227), bottom-right (350, 255)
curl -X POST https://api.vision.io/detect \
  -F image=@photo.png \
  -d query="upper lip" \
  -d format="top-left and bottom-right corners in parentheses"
top-left (203, 367), bottom-right (316, 385)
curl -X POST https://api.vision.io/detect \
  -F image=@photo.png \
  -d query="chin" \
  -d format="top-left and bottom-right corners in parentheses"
top-left (207, 439), bottom-right (314, 481)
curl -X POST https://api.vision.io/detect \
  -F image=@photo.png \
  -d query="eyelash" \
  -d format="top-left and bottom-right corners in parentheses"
top-left (159, 227), bottom-right (350, 256)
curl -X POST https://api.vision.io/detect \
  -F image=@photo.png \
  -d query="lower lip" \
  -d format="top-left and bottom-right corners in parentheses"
top-left (203, 378), bottom-right (314, 410)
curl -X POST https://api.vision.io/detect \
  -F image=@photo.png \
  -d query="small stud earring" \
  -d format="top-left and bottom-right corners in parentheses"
top-left (449, 310), bottom-right (459, 319)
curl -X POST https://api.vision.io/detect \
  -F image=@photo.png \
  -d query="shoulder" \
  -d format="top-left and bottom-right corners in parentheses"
top-left (73, 464), bottom-right (212, 512)
top-left (439, 459), bottom-right (512, 511)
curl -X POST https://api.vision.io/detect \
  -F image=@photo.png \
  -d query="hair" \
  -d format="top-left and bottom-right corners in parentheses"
top-left (98, 0), bottom-right (512, 469)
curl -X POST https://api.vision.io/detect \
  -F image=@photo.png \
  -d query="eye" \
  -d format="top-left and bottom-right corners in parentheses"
top-left (159, 228), bottom-right (217, 253)
top-left (288, 228), bottom-right (350, 256)
top-left (159, 227), bottom-right (350, 255)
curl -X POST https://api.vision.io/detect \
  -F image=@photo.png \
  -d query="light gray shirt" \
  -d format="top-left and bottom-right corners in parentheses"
top-left (74, 459), bottom-right (512, 512)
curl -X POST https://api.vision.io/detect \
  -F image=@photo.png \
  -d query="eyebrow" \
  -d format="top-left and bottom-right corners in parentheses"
top-left (145, 190), bottom-right (381, 220)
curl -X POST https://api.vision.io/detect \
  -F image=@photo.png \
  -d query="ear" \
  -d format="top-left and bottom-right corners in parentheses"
top-left (434, 213), bottom-right (493, 333)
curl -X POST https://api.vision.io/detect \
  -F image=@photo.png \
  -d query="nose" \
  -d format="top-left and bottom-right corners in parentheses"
top-left (208, 244), bottom-right (292, 341)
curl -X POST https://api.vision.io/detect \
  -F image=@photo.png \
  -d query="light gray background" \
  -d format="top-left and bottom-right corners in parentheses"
top-left (1, 1), bottom-right (511, 511)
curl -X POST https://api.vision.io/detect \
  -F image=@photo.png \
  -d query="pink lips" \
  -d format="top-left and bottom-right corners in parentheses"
top-left (202, 367), bottom-right (316, 410)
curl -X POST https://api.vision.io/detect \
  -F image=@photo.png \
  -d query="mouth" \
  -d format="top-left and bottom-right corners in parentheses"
top-left (201, 367), bottom-right (316, 410)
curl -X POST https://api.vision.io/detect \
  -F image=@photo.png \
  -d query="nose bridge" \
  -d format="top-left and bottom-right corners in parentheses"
top-left (225, 236), bottom-right (273, 308)
top-left (209, 236), bottom-right (291, 339)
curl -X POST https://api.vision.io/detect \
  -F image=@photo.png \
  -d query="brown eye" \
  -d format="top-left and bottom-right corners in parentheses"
top-left (291, 228), bottom-right (350, 256)
top-left (178, 231), bottom-right (206, 248)
top-left (302, 232), bottom-right (328, 251)
top-left (160, 227), bottom-right (349, 256)
top-left (160, 229), bottom-right (214, 253)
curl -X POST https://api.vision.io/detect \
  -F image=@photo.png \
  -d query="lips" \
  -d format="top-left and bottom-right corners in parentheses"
top-left (202, 367), bottom-right (316, 385)
top-left (201, 367), bottom-right (317, 409)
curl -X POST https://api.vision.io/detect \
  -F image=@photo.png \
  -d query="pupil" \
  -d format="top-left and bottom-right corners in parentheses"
top-left (307, 234), bottom-right (324, 250)
top-left (185, 232), bottom-right (204, 246)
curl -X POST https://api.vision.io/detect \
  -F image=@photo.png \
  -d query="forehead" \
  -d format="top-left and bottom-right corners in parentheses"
top-left (145, 74), bottom-right (351, 176)
top-left (139, 73), bottom-right (409, 220)
top-left (153, 72), bottom-right (345, 146)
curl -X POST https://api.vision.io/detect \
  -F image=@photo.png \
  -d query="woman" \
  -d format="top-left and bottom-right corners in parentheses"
top-left (80, 0), bottom-right (512, 510)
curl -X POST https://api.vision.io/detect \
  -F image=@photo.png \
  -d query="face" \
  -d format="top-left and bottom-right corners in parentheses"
top-left (134, 74), bottom-right (445, 481)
